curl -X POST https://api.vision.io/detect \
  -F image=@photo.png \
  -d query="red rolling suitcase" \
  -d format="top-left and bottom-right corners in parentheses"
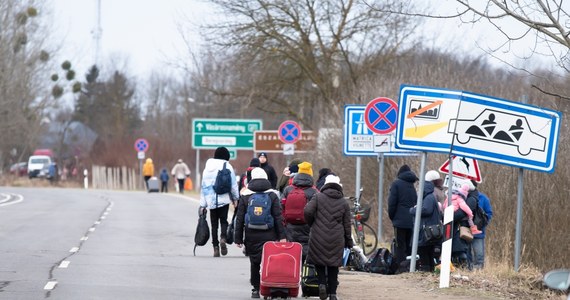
top-left (260, 241), bottom-right (302, 299)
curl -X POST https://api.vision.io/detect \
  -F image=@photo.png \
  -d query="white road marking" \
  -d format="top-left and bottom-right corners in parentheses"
top-left (101, 216), bottom-right (106, 219)
top-left (94, 221), bottom-right (101, 225)
top-left (103, 212), bottom-right (108, 216)
top-left (59, 261), bottom-right (70, 268)
top-left (44, 281), bottom-right (57, 290)
top-left (0, 194), bottom-right (24, 207)
top-left (88, 227), bottom-right (95, 232)
top-left (80, 236), bottom-right (89, 241)
top-left (69, 247), bottom-right (79, 253)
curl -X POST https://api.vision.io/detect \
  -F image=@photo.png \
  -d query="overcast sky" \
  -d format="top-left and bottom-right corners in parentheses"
top-left (49, 0), bottom-right (558, 79)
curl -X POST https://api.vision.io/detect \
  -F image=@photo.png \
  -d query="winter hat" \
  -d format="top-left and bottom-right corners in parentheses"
top-left (249, 158), bottom-right (261, 167)
top-left (258, 152), bottom-right (268, 158)
top-left (177, 159), bottom-right (183, 163)
top-left (425, 170), bottom-right (440, 182)
top-left (214, 147), bottom-right (230, 161)
top-left (454, 184), bottom-right (470, 198)
top-left (251, 167), bottom-right (268, 180)
top-left (298, 162), bottom-right (313, 177)
top-left (324, 174), bottom-right (342, 187)
top-left (289, 164), bottom-right (299, 174)
top-left (397, 164), bottom-right (411, 175)
top-left (318, 168), bottom-right (332, 179)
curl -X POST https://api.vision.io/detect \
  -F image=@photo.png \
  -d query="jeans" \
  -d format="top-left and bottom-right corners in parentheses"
top-left (470, 238), bottom-right (485, 269)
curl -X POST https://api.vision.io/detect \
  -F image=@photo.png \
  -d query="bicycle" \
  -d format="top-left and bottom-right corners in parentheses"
top-left (347, 188), bottom-right (378, 257)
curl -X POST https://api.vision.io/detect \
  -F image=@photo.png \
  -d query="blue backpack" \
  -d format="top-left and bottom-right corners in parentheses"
top-left (245, 193), bottom-right (274, 230)
top-left (213, 162), bottom-right (232, 195)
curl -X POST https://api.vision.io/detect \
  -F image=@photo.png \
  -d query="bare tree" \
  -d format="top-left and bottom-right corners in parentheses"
top-left (0, 1), bottom-right (54, 168)
top-left (189, 0), bottom-right (419, 128)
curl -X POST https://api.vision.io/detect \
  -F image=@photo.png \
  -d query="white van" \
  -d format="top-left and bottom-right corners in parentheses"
top-left (28, 155), bottom-right (52, 178)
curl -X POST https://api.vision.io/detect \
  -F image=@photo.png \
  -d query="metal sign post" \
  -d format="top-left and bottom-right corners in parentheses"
top-left (377, 153), bottom-right (385, 242)
top-left (410, 152), bottom-right (426, 272)
top-left (440, 155), bottom-right (455, 288)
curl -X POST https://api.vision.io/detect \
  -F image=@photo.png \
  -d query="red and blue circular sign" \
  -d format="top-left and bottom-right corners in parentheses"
top-left (364, 97), bottom-right (398, 134)
top-left (134, 138), bottom-right (149, 152)
top-left (278, 120), bottom-right (302, 144)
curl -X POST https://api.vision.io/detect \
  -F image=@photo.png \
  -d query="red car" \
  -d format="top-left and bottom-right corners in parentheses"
top-left (9, 162), bottom-right (28, 176)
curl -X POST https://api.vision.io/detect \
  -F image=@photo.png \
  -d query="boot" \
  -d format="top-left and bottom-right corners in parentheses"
top-left (329, 294), bottom-right (338, 300)
top-left (251, 288), bottom-right (260, 298)
top-left (470, 225), bottom-right (482, 235)
top-left (213, 246), bottom-right (220, 257)
top-left (220, 238), bottom-right (228, 256)
top-left (318, 284), bottom-right (327, 300)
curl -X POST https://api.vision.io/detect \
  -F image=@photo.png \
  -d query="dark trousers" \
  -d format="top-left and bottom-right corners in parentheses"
top-left (315, 265), bottom-right (339, 295)
top-left (177, 178), bottom-right (185, 193)
top-left (418, 245), bottom-right (436, 272)
top-left (161, 181), bottom-right (168, 193)
top-left (249, 252), bottom-right (262, 290)
top-left (393, 227), bottom-right (413, 265)
top-left (209, 204), bottom-right (229, 248)
top-left (143, 176), bottom-right (151, 189)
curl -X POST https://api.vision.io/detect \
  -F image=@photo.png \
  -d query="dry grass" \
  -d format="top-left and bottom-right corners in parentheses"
top-left (411, 262), bottom-right (568, 300)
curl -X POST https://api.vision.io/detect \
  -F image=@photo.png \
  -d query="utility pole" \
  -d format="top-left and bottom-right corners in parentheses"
top-left (92, 0), bottom-right (102, 66)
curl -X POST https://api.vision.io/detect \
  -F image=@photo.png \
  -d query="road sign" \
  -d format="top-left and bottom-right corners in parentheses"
top-left (439, 156), bottom-right (481, 182)
top-left (278, 120), bottom-right (302, 144)
top-left (365, 97), bottom-right (398, 134)
top-left (443, 175), bottom-right (472, 191)
top-left (192, 118), bottom-right (262, 150)
top-left (254, 130), bottom-right (316, 153)
top-left (396, 85), bottom-right (562, 173)
top-left (344, 105), bottom-right (417, 157)
top-left (134, 138), bottom-right (149, 152)
top-left (137, 151), bottom-right (145, 159)
top-left (283, 144), bottom-right (295, 155)
top-left (228, 149), bottom-right (237, 160)
top-left (373, 135), bottom-right (391, 153)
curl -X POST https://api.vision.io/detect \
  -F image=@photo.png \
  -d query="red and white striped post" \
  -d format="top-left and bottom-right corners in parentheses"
top-left (439, 202), bottom-right (454, 288)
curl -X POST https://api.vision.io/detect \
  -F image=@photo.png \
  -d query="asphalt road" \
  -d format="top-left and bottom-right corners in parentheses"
top-left (0, 187), bottom-right (251, 300)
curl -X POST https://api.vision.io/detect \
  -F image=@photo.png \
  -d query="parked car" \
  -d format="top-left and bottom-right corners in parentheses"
top-left (27, 155), bottom-right (52, 178)
top-left (9, 162), bottom-right (28, 176)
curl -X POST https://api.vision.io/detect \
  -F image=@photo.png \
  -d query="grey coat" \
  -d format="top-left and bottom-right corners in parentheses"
top-left (304, 183), bottom-right (353, 267)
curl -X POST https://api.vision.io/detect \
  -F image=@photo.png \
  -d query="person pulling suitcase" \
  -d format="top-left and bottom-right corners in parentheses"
top-left (234, 167), bottom-right (286, 298)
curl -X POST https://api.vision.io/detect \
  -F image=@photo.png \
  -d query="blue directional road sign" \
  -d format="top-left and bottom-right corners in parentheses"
top-left (396, 85), bottom-right (562, 172)
top-left (344, 105), bottom-right (416, 157)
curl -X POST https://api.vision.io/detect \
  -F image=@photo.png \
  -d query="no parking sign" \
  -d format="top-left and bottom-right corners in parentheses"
top-left (364, 97), bottom-right (398, 134)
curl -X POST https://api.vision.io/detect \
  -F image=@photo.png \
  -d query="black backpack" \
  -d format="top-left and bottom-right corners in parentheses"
top-left (226, 210), bottom-right (236, 245)
top-left (473, 203), bottom-right (489, 229)
top-left (364, 248), bottom-right (394, 274)
top-left (193, 210), bottom-right (210, 256)
top-left (213, 162), bottom-right (232, 195)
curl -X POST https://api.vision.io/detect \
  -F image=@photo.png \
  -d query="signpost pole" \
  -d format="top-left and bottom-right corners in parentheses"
top-left (377, 153), bottom-right (385, 242)
top-left (514, 95), bottom-right (528, 272)
top-left (195, 150), bottom-right (201, 193)
top-left (439, 154), bottom-right (455, 288)
top-left (139, 158), bottom-right (143, 190)
top-left (410, 152), bottom-right (426, 272)
top-left (355, 156), bottom-right (361, 199)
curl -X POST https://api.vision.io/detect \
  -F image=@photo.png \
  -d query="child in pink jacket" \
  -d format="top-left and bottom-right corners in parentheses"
top-left (444, 184), bottom-right (482, 235)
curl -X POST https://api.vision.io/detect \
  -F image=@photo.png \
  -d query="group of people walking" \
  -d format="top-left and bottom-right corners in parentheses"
top-left (141, 157), bottom-right (191, 193)
top-left (198, 147), bottom-right (350, 300)
top-left (388, 164), bottom-right (493, 272)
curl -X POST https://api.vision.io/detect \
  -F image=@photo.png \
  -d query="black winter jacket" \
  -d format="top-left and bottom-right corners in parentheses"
top-left (260, 162), bottom-right (278, 189)
top-left (281, 173), bottom-right (318, 259)
top-left (234, 178), bottom-right (286, 256)
top-left (388, 170), bottom-right (418, 229)
top-left (409, 181), bottom-right (442, 247)
top-left (304, 183), bottom-right (353, 267)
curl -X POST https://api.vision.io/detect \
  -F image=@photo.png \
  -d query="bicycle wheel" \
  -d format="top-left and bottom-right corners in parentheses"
top-left (359, 222), bottom-right (378, 256)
